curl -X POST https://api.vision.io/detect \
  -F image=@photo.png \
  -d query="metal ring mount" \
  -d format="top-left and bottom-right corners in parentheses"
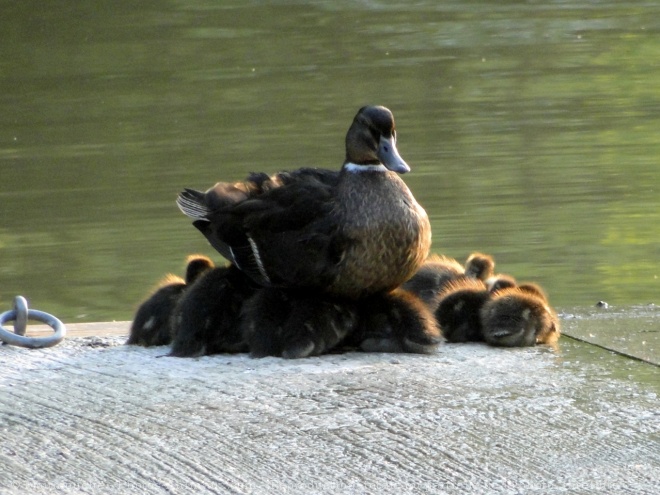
top-left (0, 296), bottom-right (66, 348)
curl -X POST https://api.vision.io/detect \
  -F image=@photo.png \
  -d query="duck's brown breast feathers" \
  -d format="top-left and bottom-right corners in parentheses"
top-left (328, 171), bottom-right (431, 297)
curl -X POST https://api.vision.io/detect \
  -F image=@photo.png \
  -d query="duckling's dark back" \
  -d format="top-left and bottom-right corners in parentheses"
top-left (402, 254), bottom-right (466, 310)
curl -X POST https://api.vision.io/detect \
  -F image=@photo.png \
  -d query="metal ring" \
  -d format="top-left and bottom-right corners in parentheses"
top-left (0, 296), bottom-right (66, 348)
top-left (12, 295), bottom-right (29, 336)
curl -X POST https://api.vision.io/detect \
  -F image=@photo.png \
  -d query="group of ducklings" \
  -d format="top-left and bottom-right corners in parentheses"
top-left (128, 105), bottom-right (559, 358)
top-left (128, 255), bottom-right (440, 358)
top-left (402, 252), bottom-right (559, 347)
top-left (128, 251), bottom-right (559, 358)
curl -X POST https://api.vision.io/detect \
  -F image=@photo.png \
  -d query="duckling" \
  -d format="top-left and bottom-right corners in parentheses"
top-left (127, 274), bottom-right (186, 347)
top-left (127, 255), bottom-right (214, 347)
top-left (177, 105), bottom-right (431, 299)
top-left (403, 251), bottom-right (497, 311)
top-left (183, 255), bottom-right (217, 283)
top-left (401, 254), bottom-right (465, 311)
top-left (435, 278), bottom-right (490, 343)
top-left (353, 288), bottom-right (442, 354)
top-left (486, 273), bottom-right (517, 293)
top-left (517, 282), bottom-right (549, 300)
top-left (169, 263), bottom-right (257, 357)
top-left (464, 252), bottom-right (495, 281)
top-left (239, 286), bottom-right (441, 358)
top-left (480, 285), bottom-right (560, 347)
top-left (240, 288), bottom-right (360, 359)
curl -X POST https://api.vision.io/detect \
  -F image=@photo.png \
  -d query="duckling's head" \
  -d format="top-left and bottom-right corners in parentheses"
top-left (435, 278), bottom-right (490, 343)
top-left (344, 105), bottom-right (409, 173)
top-left (486, 274), bottom-right (517, 293)
top-left (480, 288), bottom-right (559, 347)
top-left (184, 255), bottom-right (215, 285)
top-left (464, 252), bottom-right (495, 281)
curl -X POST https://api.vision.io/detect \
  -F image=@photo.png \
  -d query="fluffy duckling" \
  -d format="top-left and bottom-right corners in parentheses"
top-left (127, 274), bottom-right (186, 347)
top-left (517, 282), bottom-right (549, 300)
top-left (401, 254), bottom-right (465, 311)
top-left (169, 263), bottom-right (257, 357)
top-left (127, 255), bottom-right (214, 347)
top-left (176, 105), bottom-right (431, 299)
top-left (354, 288), bottom-right (442, 354)
top-left (486, 273), bottom-right (517, 293)
top-left (435, 278), bottom-right (490, 343)
top-left (480, 284), bottom-right (560, 347)
top-left (239, 287), bottom-right (441, 359)
top-left (464, 252), bottom-right (495, 281)
top-left (403, 251), bottom-right (497, 311)
top-left (240, 289), bottom-right (360, 359)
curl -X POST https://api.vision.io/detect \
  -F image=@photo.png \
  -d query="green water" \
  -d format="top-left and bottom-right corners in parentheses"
top-left (1, 0), bottom-right (659, 323)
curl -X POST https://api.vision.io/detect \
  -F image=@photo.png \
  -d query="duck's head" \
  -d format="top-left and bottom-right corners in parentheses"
top-left (344, 105), bottom-right (410, 174)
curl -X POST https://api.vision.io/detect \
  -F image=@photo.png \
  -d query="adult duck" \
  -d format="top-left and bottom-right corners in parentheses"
top-left (177, 105), bottom-right (431, 299)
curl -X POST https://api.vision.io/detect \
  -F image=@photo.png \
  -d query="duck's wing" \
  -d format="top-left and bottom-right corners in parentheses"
top-left (176, 172), bottom-right (288, 262)
top-left (177, 188), bottom-right (237, 262)
top-left (177, 172), bottom-right (271, 221)
top-left (177, 169), bottom-right (347, 289)
top-left (176, 169), bottom-right (337, 222)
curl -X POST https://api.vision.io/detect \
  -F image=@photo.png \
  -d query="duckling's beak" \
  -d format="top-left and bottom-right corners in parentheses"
top-left (377, 135), bottom-right (410, 174)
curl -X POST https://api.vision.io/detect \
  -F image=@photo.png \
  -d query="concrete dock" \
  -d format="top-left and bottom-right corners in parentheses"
top-left (1, 312), bottom-right (658, 494)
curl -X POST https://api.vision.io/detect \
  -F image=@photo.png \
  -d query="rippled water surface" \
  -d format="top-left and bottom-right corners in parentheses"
top-left (1, 0), bottom-right (659, 322)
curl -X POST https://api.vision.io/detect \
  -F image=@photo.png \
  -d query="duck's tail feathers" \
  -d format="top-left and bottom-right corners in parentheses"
top-left (177, 189), bottom-right (210, 220)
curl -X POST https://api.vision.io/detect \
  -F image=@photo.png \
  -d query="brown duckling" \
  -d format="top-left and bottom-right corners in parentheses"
top-left (464, 252), bottom-right (495, 281)
top-left (435, 278), bottom-right (490, 343)
top-left (401, 254), bottom-right (465, 311)
top-left (403, 251), bottom-right (496, 312)
top-left (486, 273), bottom-right (518, 293)
top-left (240, 287), bottom-right (441, 358)
top-left (176, 105), bottom-right (431, 299)
top-left (517, 282), bottom-right (549, 300)
top-left (480, 285), bottom-right (560, 347)
top-left (127, 274), bottom-right (186, 347)
top-left (240, 288), bottom-right (360, 359)
top-left (127, 255), bottom-right (214, 347)
top-left (169, 263), bottom-right (257, 357)
top-left (354, 288), bottom-right (442, 354)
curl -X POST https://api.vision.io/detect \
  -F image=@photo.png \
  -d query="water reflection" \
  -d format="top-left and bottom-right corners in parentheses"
top-left (1, 0), bottom-right (659, 322)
